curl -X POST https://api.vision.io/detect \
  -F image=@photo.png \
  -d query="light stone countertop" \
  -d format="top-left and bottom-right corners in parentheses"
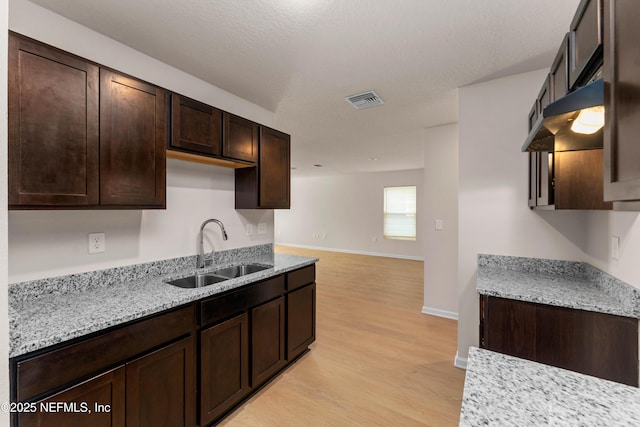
top-left (477, 254), bottom-right (640, 319)
top-left (9, 247), bottom-right (317, 358)
top-left (460, 347), bottom-right (640, 426)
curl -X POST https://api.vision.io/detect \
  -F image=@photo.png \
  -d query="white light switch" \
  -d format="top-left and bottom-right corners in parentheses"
top-left (435, 219), bottom-right (444, 231)
top-left (245, 224), bottom-right (254, 236)
top-left (611, 236), bottom-right (620, 260)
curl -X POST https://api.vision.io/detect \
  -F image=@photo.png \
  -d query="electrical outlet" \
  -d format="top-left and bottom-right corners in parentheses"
top-left (88, 232), bottom-right (106, 254)
top-left (257, 223), bottom-right (267, 235)
top-left (245, 224), bottom-right (254, 236)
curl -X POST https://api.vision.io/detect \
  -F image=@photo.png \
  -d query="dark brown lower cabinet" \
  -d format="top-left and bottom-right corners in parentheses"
top-left (125, 336), bottom-right (196, 427)
top-left (287, 283), bottom-right (316, 361)
top-left (480, 295), bottom-right (639, 386)
top-left (17, 335), bottom-right (196, 427)
top-left (12, 266), bottom-right (317, 427)
top-left (200, 313), bottom-right (249, 426)
top-left (251, 296), bottom-right (286, 387)
top-left (18, 367), bottom-right (125, 427)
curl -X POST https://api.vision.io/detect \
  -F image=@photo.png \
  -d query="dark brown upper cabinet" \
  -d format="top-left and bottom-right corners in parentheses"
top-left (8, 32), bottom-right (100, 208)
top-left (223, 113), bottom-right (259, 163)
top-left (554, 150), bottom-right (612, 210)
top-left (527, 75), bottom-right (611, 211)
top-left (603, 0), bottom-right (640, 204)
top-left (536, 74), bottom-right (552, 116)
top-left (235, 126), bottom-right (291, 209)
top-left (170, 93), bottom-right (222, 157)
top-left (8, 32), bottom-right (167, 210)
top-left (100, 70), bottom-right (167, 208)
top-left (550, 33), bottom-right (570, 102)
top-left (529, 78), bottom-right (555, 209)
top-left (530, 149), bottom-right (611, 211)
top-left (569, 0), bottom-right (603, 89)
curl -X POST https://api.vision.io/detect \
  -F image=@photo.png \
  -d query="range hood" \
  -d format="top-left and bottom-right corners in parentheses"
top-left (522, 78), bottom-right (604, 152)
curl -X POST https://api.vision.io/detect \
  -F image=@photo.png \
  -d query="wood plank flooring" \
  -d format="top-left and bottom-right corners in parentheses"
top-left (219, 246), bottom-right (465, 427)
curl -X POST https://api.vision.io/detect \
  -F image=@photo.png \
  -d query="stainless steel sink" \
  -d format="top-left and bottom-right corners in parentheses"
top-left (211, 263), bottom-right (269, 279)
top-left (165, 263), bottom-right (270, 288)
top-left (166, 274), bottom-right (228, 289)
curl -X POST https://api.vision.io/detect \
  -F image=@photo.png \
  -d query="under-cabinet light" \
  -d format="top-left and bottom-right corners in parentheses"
top-left (571, 106), bottom-right (605, 135)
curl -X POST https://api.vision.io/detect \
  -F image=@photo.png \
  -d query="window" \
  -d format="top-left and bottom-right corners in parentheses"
top-left (383, 186), bottom-right (417, 240)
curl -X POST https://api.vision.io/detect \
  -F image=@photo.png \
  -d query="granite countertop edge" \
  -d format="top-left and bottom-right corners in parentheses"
top-left (9, 251), bottom-right (318, 358)
top-left (476, 254), bottom-right (640, 319)
top-left (460, 347), bottom-right (640, 426)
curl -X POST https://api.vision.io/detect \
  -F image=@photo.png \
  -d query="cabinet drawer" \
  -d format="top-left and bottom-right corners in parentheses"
top-left (200, 275), bottom-right (285, 327)
top-left (286, 264), bottom-right (315, 291)
top-left (16, 305), bottom-right (195, 401)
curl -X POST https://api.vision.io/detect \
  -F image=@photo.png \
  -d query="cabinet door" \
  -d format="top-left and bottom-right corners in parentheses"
top-left (235, 127), bottom-right (291, 209)
top-left (554, 150), bottom-right (612, 210)
top-left (536, 152), bottom-right (554, 207)
top-left (259, 127), bottom-right (291, 208)
top-left (171, 94), bottom-right (222, 156)
top-left (482, 296), bottom-right (639, 386)
top-left (126, 336), bottom-right (196, 427)
top-left (536, 74), bottom-right (551, 115)
top-left (286, 283), bottom-right (316, 360)
top-left (527, 102), bottom-right (538, 208)
top-left (603, 0), bottom-right (640, 202)
top-left (528, 153), bottom-right (537, 208)
top-left (223, 113), bottom-right (258, 163)
top-left (100, 69), bottom-right (167, 208)
top-left (570, 0), bottom-right (603, 88)
top-left (19, 367), bottom-right (125, 427)
top-left (551, 33), bottom-right (570, 102)
top-left (482, 296), bottom-right (537, 361)
top-left (251, 296), bottom-right (286, 387)
top-left (8, 32), bottom-right (99, 208)
top-left (200, 313), bottom-right (249, 426)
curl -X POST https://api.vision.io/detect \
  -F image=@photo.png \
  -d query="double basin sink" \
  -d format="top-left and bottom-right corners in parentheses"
top-left (166, 263), bottom-right (270, 289)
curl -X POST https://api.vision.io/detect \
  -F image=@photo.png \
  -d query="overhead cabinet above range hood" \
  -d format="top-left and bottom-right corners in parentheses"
top-left (522, 78), bottom-right (604, 152)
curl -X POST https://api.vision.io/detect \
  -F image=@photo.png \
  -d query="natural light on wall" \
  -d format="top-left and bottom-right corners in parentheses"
top-left (383, 186), bottom-right (417, 240)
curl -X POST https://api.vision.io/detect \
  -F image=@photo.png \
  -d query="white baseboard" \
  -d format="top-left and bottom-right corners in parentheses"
top-left (454, 351), bottom-right (467, 370)
top-left (276, 243), bottom-right (424, 261)
top-left (421, 306), bottom-right (458, 320)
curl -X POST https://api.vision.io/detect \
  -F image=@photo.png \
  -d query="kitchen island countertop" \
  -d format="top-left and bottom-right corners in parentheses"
top-left (460, 347), bottom-right (640, 426)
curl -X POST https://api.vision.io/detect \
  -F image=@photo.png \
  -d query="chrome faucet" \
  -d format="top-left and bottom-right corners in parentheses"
top-left (197, 219), bottom-right (228, 268)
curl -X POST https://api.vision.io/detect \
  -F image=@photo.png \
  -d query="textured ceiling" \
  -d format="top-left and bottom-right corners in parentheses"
top-left (28, 0), bottom-right (581, 176)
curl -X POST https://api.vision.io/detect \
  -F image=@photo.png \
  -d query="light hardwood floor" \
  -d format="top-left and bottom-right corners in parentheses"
top-left (219, 246), bottom-right (465, 427)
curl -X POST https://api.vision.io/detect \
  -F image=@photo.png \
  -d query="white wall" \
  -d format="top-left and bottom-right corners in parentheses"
top-left (422, 124), bottom-right (459, 319)
top-left (1, 0), bottom-right (11, 422)
top-left (9, 160), bottom-right (275, 282)
top-left (583, 211), bottom-right (640, 286)
top-left (457, 69), bottom-right (592, 364)
top-left (7, 0), bottom-right (277, 283)
top-left (275, 169), bottom-right (424, 259)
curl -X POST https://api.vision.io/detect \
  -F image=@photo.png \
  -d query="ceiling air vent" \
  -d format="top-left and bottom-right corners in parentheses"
top-left (345, 91), bottom-right (384, 110)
